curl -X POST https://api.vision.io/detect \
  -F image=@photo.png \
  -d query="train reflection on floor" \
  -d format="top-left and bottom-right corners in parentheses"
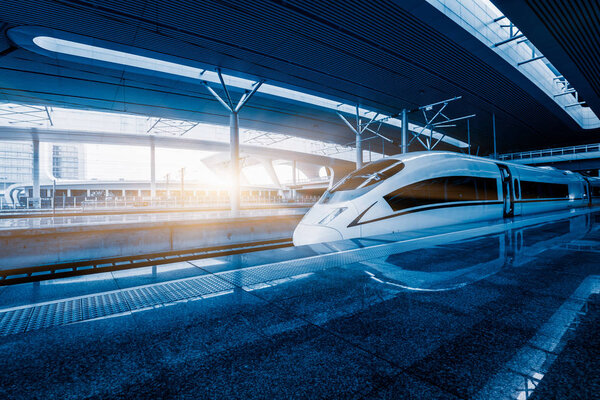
top-left (0, 210), bottom-right (599, 399)
top-left (363, 215), bottom-right (592, 292)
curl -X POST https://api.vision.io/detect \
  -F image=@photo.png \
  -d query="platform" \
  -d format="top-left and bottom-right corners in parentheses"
top-left (0, 208), bottom-right (306, 269)
top-left (0, 207), bottom-right (307, 231)
top-left (0, 208), bottom-right (599, 398)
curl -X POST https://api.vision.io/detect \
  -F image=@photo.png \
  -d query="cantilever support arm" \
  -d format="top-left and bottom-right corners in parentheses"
top-left (202, 81), bottom-right (232, 112)
top-left (235, 80), bottom-right (264, 113)
top-left (337, 112), bottom-right (360, 136)
top-left (363, 126), bottom-right (393, 143)
top-left (432, 114), bottom-right (476, 126)
top-left (216, 68), bottom-right (235, 110)
top-left (202, 70), bottom-right (264, 114)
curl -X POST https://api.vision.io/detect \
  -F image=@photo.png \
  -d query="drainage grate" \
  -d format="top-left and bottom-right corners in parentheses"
top-left (0, 307), bottom-right (32, 336)
top-left (558, 241), bottom-right (600, 253)
top-left (1, 217), bottom-right (535, 337)
top-left (0, 259), bottom-right (322, 336)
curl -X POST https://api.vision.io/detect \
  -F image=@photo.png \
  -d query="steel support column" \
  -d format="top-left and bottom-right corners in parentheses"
top-left (150, 136), bottom-right (156, 198)
top-left (292, 160), bottom-right (297, 199)
top-left (355, 105), bottom-right (363, 169)
top-left (230, 112), bottom-right (240, 213)
top-left (409, 97), bottom-right (474, 151)
top-left (52, 180), bottom-right (56, 214)
top-left (401, 109), bottom-right (408, 154)
top-left (202, 69), bottom-right (263, 216)
top-left (467, 119), bottom-right (471, 155)
top-left (337, 108), bottom-right (390, 169)
top-left (32, 136), bottom-right (40, 208)
top-left (493, 113), bottom-right (497, 159)
top-left (180, 167), bottom-right (185, 207)
top-left (355, 131), bottom-right (362, 169)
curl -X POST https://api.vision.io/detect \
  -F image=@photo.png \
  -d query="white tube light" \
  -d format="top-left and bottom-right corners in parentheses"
top-left (33, 36), bottom-right (468, 148)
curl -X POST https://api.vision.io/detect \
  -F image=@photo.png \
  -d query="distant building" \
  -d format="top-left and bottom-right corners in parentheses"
top-left (51, 144), bottom-right (85, 179)
top-left (0, 142), bottom-right (33, 185)
top-left (0, 141), bottom-right (85, 193)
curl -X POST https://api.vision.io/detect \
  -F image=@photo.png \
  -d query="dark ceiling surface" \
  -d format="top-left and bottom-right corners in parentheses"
top-left (494, 0), bottom-right (600, 118)
top-left (0, 0), bottom-right (598, 155)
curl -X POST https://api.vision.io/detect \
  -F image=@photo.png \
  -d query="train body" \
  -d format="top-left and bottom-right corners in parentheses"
top-left (293, 151), bottom-right (600, 246)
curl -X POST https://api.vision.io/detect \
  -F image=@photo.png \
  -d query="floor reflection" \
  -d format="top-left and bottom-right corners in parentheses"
top-left (0, 210), bottom-right (599, 399)
top-left (362, 214), bottom-right (597, 293)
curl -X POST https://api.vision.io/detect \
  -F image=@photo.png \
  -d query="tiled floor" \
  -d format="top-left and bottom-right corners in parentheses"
top-left (0, 209), bottom-right (599, 399)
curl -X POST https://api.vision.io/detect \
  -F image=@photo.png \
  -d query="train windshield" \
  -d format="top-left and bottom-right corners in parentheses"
top-left (320, 159), bottom-right (404, 204)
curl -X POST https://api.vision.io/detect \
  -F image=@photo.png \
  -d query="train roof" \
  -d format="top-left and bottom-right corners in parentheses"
top-left (384, 151), bottom-right (586, 181)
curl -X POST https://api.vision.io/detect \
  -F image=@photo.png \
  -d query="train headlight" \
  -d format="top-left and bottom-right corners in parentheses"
top-left (318, 207), bottom-right (347, 225)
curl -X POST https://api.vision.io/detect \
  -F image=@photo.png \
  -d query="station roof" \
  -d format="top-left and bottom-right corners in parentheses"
top-left (493, 0), bottom-right (600, 122)
top-left (0, 0), bottom-right (598, 154)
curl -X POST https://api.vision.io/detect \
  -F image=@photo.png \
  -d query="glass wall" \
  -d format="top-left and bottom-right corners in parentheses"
top-left (0, 142), bottom-right (33, 184)
top-left (52, 144), bottom-right (80, 179)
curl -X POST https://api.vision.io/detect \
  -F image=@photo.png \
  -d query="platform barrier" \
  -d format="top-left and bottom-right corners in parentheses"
top-left (0, 212), bottom-right (302, 271)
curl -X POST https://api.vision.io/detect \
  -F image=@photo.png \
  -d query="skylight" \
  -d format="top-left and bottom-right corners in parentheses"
top-left (26, 32), bottom-right (467, 148)
top-left (425, 0), bottom-right (600, 129)
top-left (0, 102), bottom-right (386, 163)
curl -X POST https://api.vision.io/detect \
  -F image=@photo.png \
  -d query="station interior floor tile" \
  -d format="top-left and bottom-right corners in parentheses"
top-left (1, 210), bottom-right (599, 399)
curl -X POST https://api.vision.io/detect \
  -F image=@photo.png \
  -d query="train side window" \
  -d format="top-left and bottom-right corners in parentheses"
top-left (520, 181), bottom-right (569, 199)
top-left (384, 177), bottom-right (445, 211)
top-left (514, 179), bottom-right (520, 199)
top-left (384, 176), bottom-right (498, 212)
top-left (445, 176), bottom-right (477, 202)
top-left (520, 181), bottom-right (536, 199)
top-left (479, 177), bottom-right (498, 201)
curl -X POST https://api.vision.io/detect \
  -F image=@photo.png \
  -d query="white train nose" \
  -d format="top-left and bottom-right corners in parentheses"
top-left (292, 223), bottom-right (343, 246)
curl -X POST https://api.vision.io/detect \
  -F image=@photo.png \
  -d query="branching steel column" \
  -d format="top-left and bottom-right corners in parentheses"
top-left (180, 167), bottom-right (185, 207)
top-left (355, 132), bottom-right (362, 169)
top-left (337, 107), bottom-right (390, 170)
top-left (354, 105), bottom-right (363, 169)
top-left (230, 111), bottom-right (240, 212)
top-left (202, 69), bottom-right (263, 216)
top-left (150, 136), bottom-right (156, 198)
top-left (493, 113), bottom-right (497, 159)
top-left (401, 109), bottom-right (407, 154)
top-left (467, 119), bottom-right (471, 155)
top-left (32, 135), bottom-right (40, 208)
top-left (410, 97), bottom-right (474, 151)
top-left (292, 160), bottom-right (297, 199)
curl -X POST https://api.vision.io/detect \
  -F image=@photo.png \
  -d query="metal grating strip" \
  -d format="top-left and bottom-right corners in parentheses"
top-left (1, 212), bottom-right (573, 337)
top-left (0, 262), bottom-right (294, 336)
top-left (0, 308), bottom-right (32, 336)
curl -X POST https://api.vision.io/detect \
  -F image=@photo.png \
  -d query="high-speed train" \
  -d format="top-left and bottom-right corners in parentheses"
top-left (293, 151), bottom-right (600, 246)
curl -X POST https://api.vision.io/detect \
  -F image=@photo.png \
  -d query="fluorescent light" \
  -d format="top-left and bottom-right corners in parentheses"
top-left (32, 35), bottom-right (467, 147)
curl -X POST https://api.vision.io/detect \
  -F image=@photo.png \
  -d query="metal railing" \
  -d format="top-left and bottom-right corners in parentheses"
top-left (0, 195), bottom-right (320, 213)
top-left (282, 177), bottom-right (331, 186)
top-left (498, 143), bottom-right (600, 161)
top-left (80, 196), bottom-right (319, 211)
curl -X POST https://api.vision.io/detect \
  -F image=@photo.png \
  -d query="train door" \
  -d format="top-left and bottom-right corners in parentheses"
top-left (512, 174), bottom-right (522, 216)
top-left (497, 164), bottom-right (514, 218)
top-left (583, 177), bottom-right (592, 206)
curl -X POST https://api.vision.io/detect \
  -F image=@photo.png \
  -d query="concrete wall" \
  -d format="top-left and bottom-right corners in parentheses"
top-left (0, 214), bottom-right (302, 270)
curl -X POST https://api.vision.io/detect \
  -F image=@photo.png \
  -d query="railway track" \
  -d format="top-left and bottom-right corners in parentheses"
top-left (0, 204), bottom-right (309, 219)
top-left (0, 237), bottom-right (293, 286)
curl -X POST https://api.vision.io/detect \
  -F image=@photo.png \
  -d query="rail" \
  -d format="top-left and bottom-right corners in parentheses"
top-left (498, 143), bottom-right (600, 161)
top-left (282, 177), bottom-right (331, 186)
top-left (0, 237), bottom-right (293, 285)
top-left (0, 203), bottom-right (310, 219)
top-left (0, 197), bottom-right (319, 213)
